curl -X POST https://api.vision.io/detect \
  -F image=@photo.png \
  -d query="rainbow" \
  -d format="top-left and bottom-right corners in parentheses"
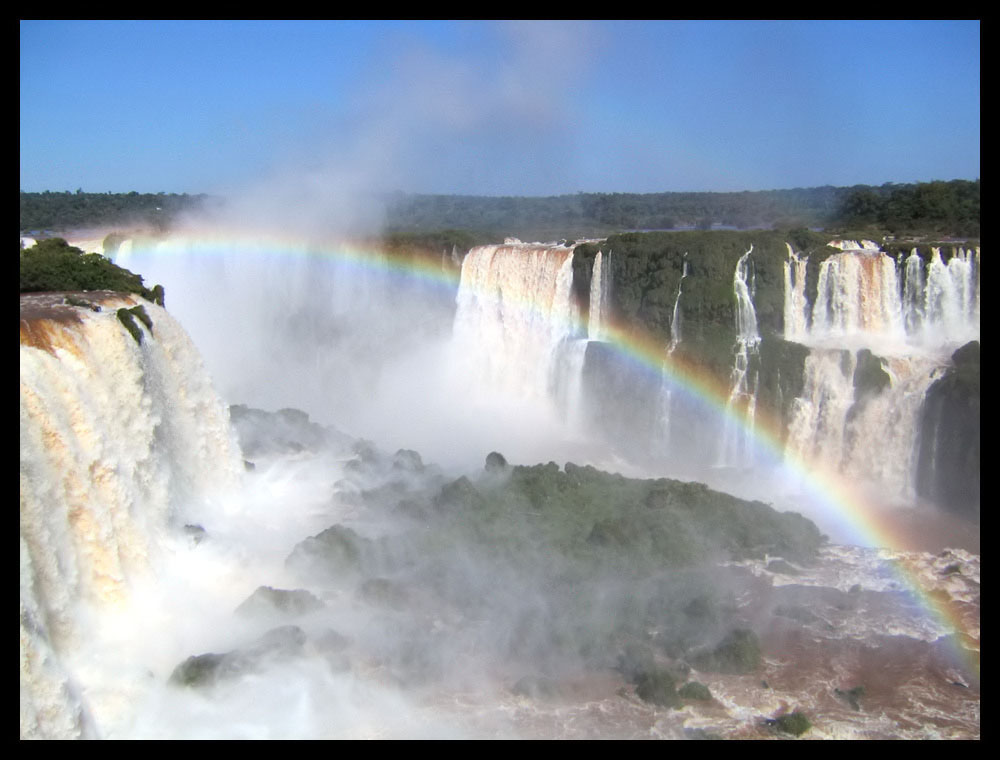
top-left (115, 230), bottom-right (979, 677)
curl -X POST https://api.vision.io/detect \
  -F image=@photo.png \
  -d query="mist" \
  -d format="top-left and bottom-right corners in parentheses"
top-left (21, 21), bottom-right (979, 740)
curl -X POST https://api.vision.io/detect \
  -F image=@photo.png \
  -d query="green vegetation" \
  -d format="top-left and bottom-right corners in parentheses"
top-left (773, 711), bottom-right (812, 736)
top-left (635, 668), bottom-right (681, 708)
top-left (21, 180), bottom-right (977, 240)
top-left (20, 238), bottom-right (165, 303)
top-left (235, 586), bottom-right (324, 618)
top-left (116, 308), bottom-right (144, 345)
top-left (832, 179), bottom-right (979, 237)
top-left (385, 186), bottom-right (845, 239)
top-left (284, 448), bottom-right (823, 683)
top-left (678, 681), bottom-right (713, 700)
top-left (170, 626), bottom-right (307, 689)
top-left (691, 628), bottom-right (762, 674)
top-left (574, 230), bottom-right (834, 436)
top-left (20, 190), bottom-right (207, 232)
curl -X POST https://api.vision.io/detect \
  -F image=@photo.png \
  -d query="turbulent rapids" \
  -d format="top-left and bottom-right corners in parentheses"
top-left (20, 232), bottom-right (979, 739)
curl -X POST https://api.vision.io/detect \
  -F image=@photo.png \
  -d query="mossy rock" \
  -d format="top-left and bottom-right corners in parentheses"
top-left (852, 348), bottom-right (890, 401)
top-left (485, 451), bottom-right (509, 473)
top-left (116, 307), bottom-right (144, 345)
top-left (235, 586), bottom-right (324, 618)
top-left (170, 626), bottom-right (308, 689)
top-left (392, 448), bottom-right (424, 472)
top-left (678, 681), bottom-right (713, 700)
top-left (692, 628), bottom-right (762, 674)
top-left (286, 524), bottom-right (368, 580)
top-left (617, 643), bottom-right (657, 684)
top-left (773, 711), bottom-right (811, 736)
top-left (169, 652), bottom-right (238, 688)
top-left (128, 304), bottom-right (153, 332)
top-left (635, 668), bottom-right (681, 708)
top-left (834, 685), bottom-right (866, 711)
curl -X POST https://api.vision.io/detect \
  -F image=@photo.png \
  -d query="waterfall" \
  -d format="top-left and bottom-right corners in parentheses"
top-left (783, 243), bottom-right (809, 341)
top-left (451, 240), bottom-right (581, 409)
top-left (781, 240), bottom-right (980, 506)
top-left (668, 255), bottom-right (688, 354)
top-left (588, 249), bottom-right (611, 341)
top-left (812, 249), bottom-right (904, 341)
top-left (20, 294), bottom-right (242, 738)
top-left (784, 348), bottom-right (942, 499)
top-left (799, 242), bottom-right (978, 350)
top-left (717, 246), bottom-right (760, 468)
top-left (924, 247), bottom-right (979, 345)
top-left (902, 250), bottom-right (927, 335)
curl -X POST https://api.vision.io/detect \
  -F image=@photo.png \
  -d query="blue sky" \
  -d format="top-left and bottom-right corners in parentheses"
top-left (20, 20), bottom-right (980, 197)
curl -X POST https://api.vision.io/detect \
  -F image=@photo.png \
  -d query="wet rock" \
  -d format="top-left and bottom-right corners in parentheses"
top-left (235, 586), bottom-right (324, 618)
top-left (286, 524), bottom-right (368, 580)
top-left (834, 685), bottom-right (866, 711)
top-left (678, 681), bottom-right (712, 700)
top-left (773, 711), bottom-right (811, 736)
top-left (182, 524), bottom-right (206, 545)
top-left (692, 628), bottom-right (761, 674)
top-left (635, 668), bottom-right (681, 708)
top-left (392, 449), bottom-right (424, 473)
top-left (617, 643), bottom-right (656, 684)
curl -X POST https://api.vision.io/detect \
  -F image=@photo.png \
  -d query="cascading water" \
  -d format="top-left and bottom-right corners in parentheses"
top-left (19, 232), bottom-right (979, 739)
top-left (451, 240), bottom-right (580, 401)
top-left (587, 249), bottom-right (610, 342)
top-left (784, 349), bottom-right (943, 500)
top-left (717, 246), bottom-right (760, 469)
top-left (654, 256), bottom-right (689, 455)
top-left (668, 255), bottom-right (688, 354)
top-left (783, 243), bottom-right (809, 341)
top-left (811, 248), bottom-right (904, 342)
top-left (791, 241), bottom-right (978, 350)
top-left (781, 240), bottom-right (980, 504)
top-left (20, 293), bottom-right (242, 738)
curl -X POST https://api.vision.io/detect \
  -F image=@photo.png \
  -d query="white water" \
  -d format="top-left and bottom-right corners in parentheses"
top-left (790, 242), bottom-right (979, 354)
top-left (452, 241), bottom-right (580, 399)
top-left (780, 241), bottom-right (979, 502)
top-left (668, 255), bottom-right (688, 354)
top-left (20, 233), bottom-right (979, 739)
top-left (783, 243), bottom-right (809, 341)
top-left (588, 249), bottom-right (610, 341)
top-left (717, 247), bottom-right (760, 469)
top-left (20, 295), bottom-right (242, 738)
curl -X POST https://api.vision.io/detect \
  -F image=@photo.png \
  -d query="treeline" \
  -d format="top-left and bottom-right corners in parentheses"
top-left (385, 180), bottom-right (978, 239)
top-left (383, 186), bottom-right (844, 238)
top-left (21, 180), bottom-right (979, 239)
top-left (833, 179), bottom-right (979, 237)
top-left (19, 237), bottom-right (163, 303)
top-left (19, 190), bottom-right (209, 233)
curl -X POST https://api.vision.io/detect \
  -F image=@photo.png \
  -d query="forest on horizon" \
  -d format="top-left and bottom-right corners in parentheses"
top-left (20, 179), bottom-right (980, 241)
